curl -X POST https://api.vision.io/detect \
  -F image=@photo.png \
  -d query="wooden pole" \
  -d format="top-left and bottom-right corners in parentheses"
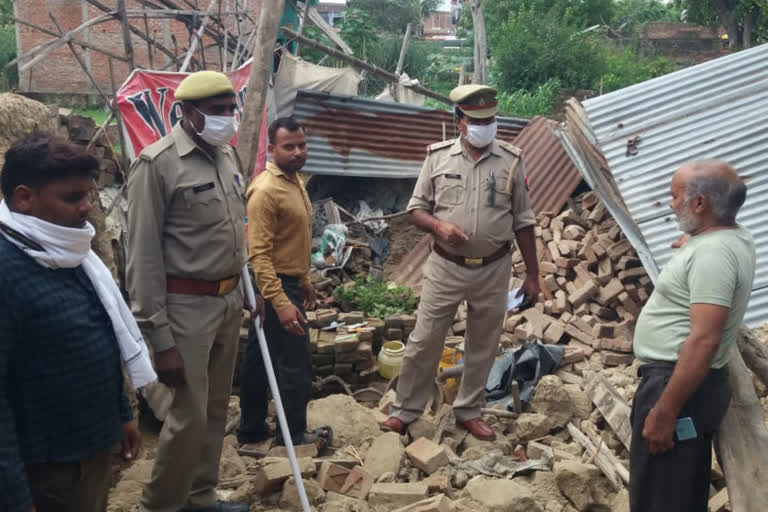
top-left (12, 15), bottom-right (129, 73)
top-left (117, 0), bottom-right (135, 70)
top-left (470, 0), bottom-right (487, 84)
top-left (83, 0), bottom-right (186, 69)
top-left (237, 0), bottom-right (285, 178)
top-left (295, 0), bottom-right (312, 57)
top-left (143, 12), bottom-right (155, 69)
top-left (395, 23), bottom-right (412, 76)
top-left (715, 344), bottom-right (768, 512)
top-left (280, 27), bottom-right (452, 105)
top-left (108, 59), bottom-right (130, 172)
top-left (48, 14), bottom-right (111, 104)
top-left (737, 326), bottom-right (768, 386)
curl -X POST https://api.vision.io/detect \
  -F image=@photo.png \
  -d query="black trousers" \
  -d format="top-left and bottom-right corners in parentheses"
top-left (630, 362), bottom-right (730, 512)
top-left (238, 275), bottom-right (312, 446)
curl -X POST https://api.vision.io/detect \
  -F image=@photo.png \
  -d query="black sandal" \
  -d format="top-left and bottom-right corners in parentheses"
top-left (303, 425), bottom-right (333, 451)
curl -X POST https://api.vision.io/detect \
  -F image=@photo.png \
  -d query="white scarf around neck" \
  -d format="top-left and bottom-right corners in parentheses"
top-left (0, 200), bottom-right (156, 390)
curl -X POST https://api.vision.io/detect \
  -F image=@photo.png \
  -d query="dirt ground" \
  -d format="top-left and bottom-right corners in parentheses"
top-left (383, 214), bottom-right (425, 278)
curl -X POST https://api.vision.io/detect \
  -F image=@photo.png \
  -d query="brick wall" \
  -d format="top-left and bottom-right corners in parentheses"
top-left (16, 0), bottom-right (262, 101)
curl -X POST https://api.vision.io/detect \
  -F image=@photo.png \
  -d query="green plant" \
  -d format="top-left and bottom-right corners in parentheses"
top-left (0, 24), bottom-right (17, 91)
top-left (596, 47), bottom-right (679, 92)
top-left (335, 276), bottom-right (418, 318)
top-left (491, 6), bottom-right (605, 91)
top-left (73, 107), bottom-right (114, 126)
top-left (496, 79), bottom-right (561, 117)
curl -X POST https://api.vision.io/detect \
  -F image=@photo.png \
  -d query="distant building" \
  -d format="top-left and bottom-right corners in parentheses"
top-left (422, 0), bottom-right (462, 40)
top-left (317, 0), bottom-right (346, 28)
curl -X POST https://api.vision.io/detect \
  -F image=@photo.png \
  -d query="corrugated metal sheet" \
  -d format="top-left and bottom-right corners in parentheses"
top-left (562, 43), bottom-right (768, 328)
top-left (513, 116), bottom-right (582, 215)
top-left (293, 89), bottom-right (528, 179)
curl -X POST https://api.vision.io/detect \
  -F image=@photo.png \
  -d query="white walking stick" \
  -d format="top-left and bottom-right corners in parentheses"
top-left (241, 266), bottom-right (311, 512)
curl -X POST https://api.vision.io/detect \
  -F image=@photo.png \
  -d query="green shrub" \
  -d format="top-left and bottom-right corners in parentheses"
top-left (0, 25), bottom-right (17, 91)
top-left (597, 47), bottom-right (678, 93)
top-left (335, 276), bottom-right (418, 318)
top-left (496, 78), bottom-right (561, 117)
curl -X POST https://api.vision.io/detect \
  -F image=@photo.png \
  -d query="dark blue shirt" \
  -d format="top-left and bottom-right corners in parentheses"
top-left (0, 236), bottom-right (131, 512)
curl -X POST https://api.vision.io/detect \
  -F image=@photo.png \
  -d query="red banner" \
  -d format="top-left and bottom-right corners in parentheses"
top-left (115, 62), bottom-right (267, 177)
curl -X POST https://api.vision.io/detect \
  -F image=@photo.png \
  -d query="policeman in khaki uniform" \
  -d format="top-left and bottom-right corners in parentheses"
top-left (382, 85), bottom-right (540, 441)
top-left (127, 71), bottom-right (256, 512)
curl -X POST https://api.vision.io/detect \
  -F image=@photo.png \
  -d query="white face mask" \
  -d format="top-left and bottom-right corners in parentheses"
top-left (465, 121), bottom-right (498, 148)
top-left (193, 107), bottom-right (239, 146)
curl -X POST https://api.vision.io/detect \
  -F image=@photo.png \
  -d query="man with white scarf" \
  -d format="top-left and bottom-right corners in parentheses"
top-left (0, 135), bottom-right (153, 512)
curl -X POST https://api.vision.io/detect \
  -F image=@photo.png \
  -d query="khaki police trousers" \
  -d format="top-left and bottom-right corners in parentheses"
top-left (391, 251), bottom-right (511, 424)
top-left (141, 287), bottom-right (243, 512)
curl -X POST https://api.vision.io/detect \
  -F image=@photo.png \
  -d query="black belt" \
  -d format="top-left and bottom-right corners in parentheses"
top-left (638, 361), bottom-right (728, 379)
top-left (433, 242), bottom-right (511, 268)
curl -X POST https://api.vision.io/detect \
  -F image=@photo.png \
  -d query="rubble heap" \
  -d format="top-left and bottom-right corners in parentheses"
top-left (498, 191), bottom-right (653, 370)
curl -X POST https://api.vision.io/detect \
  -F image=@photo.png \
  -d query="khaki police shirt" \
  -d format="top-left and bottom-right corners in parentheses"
top-left (246, 161), bottom-right (313, 312)
top-left (126, 122), bottom-right (247, 352)
top-left (407, 137), bottom-right (536, 258)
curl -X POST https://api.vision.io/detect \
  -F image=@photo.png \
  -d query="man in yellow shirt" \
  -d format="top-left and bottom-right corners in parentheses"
top-left (238, 117), bottom-right (330, 449)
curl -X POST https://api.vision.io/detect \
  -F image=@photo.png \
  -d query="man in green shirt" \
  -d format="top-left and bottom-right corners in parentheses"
top-left (630, 160), bottom-right (755, 512)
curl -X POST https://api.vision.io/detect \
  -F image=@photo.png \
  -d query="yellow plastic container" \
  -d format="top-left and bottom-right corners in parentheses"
top-left (378, 341), bottom-right (405, 380)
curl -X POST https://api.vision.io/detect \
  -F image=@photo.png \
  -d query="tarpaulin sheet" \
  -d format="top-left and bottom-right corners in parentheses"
top-left (274, 53), bottom-right (362, 118)
top-left (486, 343), bottom-right (565, 412)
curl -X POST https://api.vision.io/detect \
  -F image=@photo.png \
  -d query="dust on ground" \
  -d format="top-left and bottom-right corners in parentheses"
top-left (384, 214), bottom-right (425, 278)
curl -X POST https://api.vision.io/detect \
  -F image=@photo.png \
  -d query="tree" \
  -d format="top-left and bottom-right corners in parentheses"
top-left (347, 0), bottom-right (440, 34)
top-left (471, 0), bottom-right (488, 84)
top-left (680, 0), bottom-right (766, 48)
top-left (612, 0), bottom-right (682, 31)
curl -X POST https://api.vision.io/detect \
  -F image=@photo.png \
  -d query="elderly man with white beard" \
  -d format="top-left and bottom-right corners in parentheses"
top-left (629, 160), bottom-right (755, 512)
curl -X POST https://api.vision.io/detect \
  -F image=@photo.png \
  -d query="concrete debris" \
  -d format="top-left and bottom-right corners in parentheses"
top-left (364, 432), bottom-right (406, 479)
top-left (279, 477), bottom-right (325, 509)
top-left (368, 482), bottom-right (429, 508)
top-left (530, 375), bottom-right (575, 429)
top-left (554, 460), bottom-right (615, 511)
top-left (406, 437), bottom-right (450, 475)
top-left (307, 393), bottom-right (382, 448)
top-left (507, 413), bottom-right (552, 442)
top-left (464, 476), bottom-right (543, 512)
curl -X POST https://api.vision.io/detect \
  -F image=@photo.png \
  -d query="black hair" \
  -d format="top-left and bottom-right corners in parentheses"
top-left (1, 135), bottom-right (99, 199)
top-left (454, 106), bottom-right (465, 120)
top-left (268, 116), bottom-right (304, 145)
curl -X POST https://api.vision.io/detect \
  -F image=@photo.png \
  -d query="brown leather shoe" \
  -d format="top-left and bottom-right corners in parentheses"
top-left (457, 417), bottom-right (496, 441)
top-left (380, 416), bottom-right (406, 434)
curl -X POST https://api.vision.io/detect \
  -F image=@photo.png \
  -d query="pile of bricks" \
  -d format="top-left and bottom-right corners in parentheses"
top-left (460, 190), bottom-right (652, 369)
top-left (305, 310), bottom-right (418, 387)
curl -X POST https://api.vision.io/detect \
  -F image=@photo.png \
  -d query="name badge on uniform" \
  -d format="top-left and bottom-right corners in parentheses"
top-left (234, 174), bottom-right (242, 187)
top-left (193, 182), bottom-right (215, 193)
top-left (445, 174), bottom-right (462, 180)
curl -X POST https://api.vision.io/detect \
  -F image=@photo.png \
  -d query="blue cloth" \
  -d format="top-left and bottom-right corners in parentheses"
top-left (0, 236), bottom-right (131, 512)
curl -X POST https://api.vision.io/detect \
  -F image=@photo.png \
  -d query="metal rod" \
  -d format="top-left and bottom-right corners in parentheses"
top-left (180, 0), bottom-right (216, 72)
top-left (241, 266), bottom-right (311, 512)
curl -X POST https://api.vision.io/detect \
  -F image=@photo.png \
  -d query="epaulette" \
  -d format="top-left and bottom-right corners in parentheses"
top-left (426, 138), bottom-right (455, 156)
top-left (497, 140), bottom-right (523, 157)
top-left (138, 136), bottom-right (175, 161)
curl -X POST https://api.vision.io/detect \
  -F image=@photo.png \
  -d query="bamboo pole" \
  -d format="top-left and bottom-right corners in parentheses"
top-left (295, 0), bottom-right (312, 57)
top-left (280, 27), bottom-right (453, 105)
top-left (108, 59), bottom-right (130, 173)
top-left (395, 23), bottom-right (412, 76)
top-left (83, 0), bottom-right (186, 69)
top-left (13, 15), bottom-right (129, 73)
top-left (237, 0), bottom-right (286, 178)
top-left (143, 11), bottom-right (155, 69)
top-left (117, 0), bottom-right (135, 70)
top-left (48, 14), bottom-right (111, 104)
